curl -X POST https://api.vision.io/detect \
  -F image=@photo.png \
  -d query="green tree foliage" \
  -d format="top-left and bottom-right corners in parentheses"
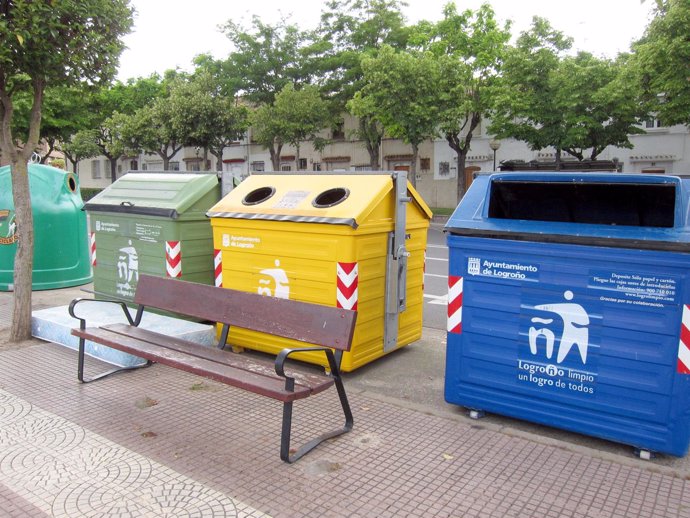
top-left (491, 17), bottom-right (646, 167)
top-left (317, 0), bottom-right (409, 104)
top-left (74, 75), bottom-right (168, 181)
top-left (414, 3), bottom-right (511, 201)
top-left (62, 129), bottom-right (101, 174)
top-left (0, 0), bottom-right (133, 341)
top-left (94, 74), bottom-right (167, 117)
top-left (318, 0), bottom-right (410, 169)
top-left (12, 85), bottom-right (96, 162)
top-left (222, 17), bottom-right (321, 106)
top-left (252, 83), bottom-right (330, 171)
top-left (349, 45), bottom-right (440, 186)
top-left (125, 103), bottom-right (182, 170)
top-left (489, 17), bottom-right (573, 167)
top-left (549, 52), bottom-right (645, 160)
top-left (116, 73), bottom-right (188, 170)
top-left (70, 112), bottom-right (135, 182)
top-left (633, 0), bottom-right (690, 127)
top-left (165, 73), bottom-right (250, 171)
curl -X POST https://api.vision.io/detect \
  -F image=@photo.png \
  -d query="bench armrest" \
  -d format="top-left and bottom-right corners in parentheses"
top-left (274, 346), bottom-right (340, 386)
top-left (68, 298), bottom-right (141, 330)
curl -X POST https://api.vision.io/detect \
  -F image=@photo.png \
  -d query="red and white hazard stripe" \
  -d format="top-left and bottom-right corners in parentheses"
top-left (678, 304), bottom-right (690, 374)
top-left (447, 275), bottom-right (463, 334)
top-left (89, 232), bottom-right (97, 267)
top-left (165, 241), bottom-right (182, 278)
top-left (337, 262), bottom-right (358, 311)
top-left (213, 249), bottom-right (223, 287)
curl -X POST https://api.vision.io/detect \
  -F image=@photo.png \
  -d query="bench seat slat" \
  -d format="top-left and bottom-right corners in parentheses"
top-left (72, 327), bottom-right (331, 402)
top-left (132, 275), bottom-right (356, 351)
top-left (102, 323), bottom-right (335, 394)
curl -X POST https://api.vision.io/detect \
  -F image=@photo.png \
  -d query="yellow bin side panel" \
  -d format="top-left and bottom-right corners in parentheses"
top-left (210, 205), bottom-right (428, 371)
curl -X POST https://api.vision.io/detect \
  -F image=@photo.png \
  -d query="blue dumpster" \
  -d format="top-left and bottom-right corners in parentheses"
top-left (445, 172), bottom-right (690, 456)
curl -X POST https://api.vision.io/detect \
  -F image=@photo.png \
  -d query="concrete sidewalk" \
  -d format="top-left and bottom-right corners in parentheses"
top-left (0, 286), bottom-right (689, 517)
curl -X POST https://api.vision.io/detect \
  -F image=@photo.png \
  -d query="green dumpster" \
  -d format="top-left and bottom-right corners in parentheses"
top-left (84, 172), bottom-right (220, 301)
top-left (0, 164), bottom-right (92, 291)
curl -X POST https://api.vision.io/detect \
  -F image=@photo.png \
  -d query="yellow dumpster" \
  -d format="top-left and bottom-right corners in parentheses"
top-left (207, 171), bottom-right (432, 371)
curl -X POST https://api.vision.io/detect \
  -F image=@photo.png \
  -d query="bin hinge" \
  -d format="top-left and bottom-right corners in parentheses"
top-left (384, 171), bottom-right (411, 352)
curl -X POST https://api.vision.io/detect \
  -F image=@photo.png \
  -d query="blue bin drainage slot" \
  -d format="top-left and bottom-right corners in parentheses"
top-left (445, 172), bottom-right (690, 457)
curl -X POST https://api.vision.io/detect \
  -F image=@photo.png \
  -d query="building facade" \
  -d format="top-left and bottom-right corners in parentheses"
top-left (74, 115), bottom-right (690, 208)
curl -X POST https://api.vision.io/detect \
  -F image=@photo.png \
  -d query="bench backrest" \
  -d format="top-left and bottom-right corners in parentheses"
top-left (133, 275), bottom-right (356, 351)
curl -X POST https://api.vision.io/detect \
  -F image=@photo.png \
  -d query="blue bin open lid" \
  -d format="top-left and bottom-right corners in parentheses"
top-left (445, 172), bottom-right (690, 252)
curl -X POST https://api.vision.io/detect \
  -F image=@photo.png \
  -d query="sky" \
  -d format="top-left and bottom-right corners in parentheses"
top-left (117, 0), bottom-right (655, 81)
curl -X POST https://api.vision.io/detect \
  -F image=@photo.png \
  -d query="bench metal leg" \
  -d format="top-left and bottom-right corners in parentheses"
top-left (280, 372), bottom-right (354, 463)
top-left (77, 337), bottom-right (152, 384)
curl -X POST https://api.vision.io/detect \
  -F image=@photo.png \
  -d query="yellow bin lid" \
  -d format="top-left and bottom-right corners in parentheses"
top-left (207, 173), bottom-right (432, 228)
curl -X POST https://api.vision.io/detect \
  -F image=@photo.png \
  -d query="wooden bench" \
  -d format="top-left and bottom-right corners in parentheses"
top-left (69, 274), bottom-right (357, 463)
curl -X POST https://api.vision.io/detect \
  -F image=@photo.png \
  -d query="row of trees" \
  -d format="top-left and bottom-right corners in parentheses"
top-left (11, 1), bottom-right (687, 200)
top-left (1, 0), bottom-right (688, 340)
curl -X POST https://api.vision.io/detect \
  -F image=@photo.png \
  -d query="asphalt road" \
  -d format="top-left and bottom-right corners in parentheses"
top-left (422, 222), bottom-right (449, 330)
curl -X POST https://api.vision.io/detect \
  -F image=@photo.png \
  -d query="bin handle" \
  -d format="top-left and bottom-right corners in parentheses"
top-left (120, 201), bottom-right (134, 207)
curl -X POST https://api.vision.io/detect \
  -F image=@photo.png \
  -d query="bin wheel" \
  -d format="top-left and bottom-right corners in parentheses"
top-left (468, 409), bottom-right (485, 420)
top-left (635, 448), bottom-right (653, 460)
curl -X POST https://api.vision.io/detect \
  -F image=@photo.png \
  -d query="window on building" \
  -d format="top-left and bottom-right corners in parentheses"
top-left (129, 160), bottom-right (138, 170)
top-left (117, 164), bottom-right (123, 176)
top-left (313, 163), bottom-right (322, 171)
top-left (281, 164), bottom-right (292, 171)
top-left (332, 122), bottom-right (345, 140)
top-left (354, 165), bottom-right (369, 171)
top-left (169, 161), bottom-right (180, 171)
top-left (438, 161), bottom-right (450, 176)
top-left (145, 161), bottom-right (163, 171)
top-left (645, 118), bottom-right (664, 129)
top-left (420, 158), bottom-right (431, 170)
top-left (251, 161), bottom-right (265, 172)
top-left (298, 158), bottom-right (308, 170)
top-left (91, 160), bottom-right (101, 179)
top-left (188, 162), bottom-right (201, 172)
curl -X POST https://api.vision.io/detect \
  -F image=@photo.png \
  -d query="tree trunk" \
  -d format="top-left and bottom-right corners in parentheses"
top-left (9, 158), bottom-right (34, 342)
top-left (361, 118), bottom-right (382, 171)
top-left (215, 150), bottom-right (222, 172)
top-left (457, 149), bottom-right (468, 198)
top-left (158, 143), bottom-right (183, 170)
top-left (409, 142), bottom-right (418, 189)
top-left (555, 148), bottom-right (562, 171)
top-left (448, 113), bottom-right (481, 204)
top-left (109, 157), bottom-right (117, 183)
top-left (369, 148), bottom-right (380, 170)
top-left (64, 153), bottom-right (78, 174)
top-left (1, 78), bottom-right (43, 342)
top-left (269, 140), bottom-right (283, 171)
top-left (41, 138), bottom-right (56, 163)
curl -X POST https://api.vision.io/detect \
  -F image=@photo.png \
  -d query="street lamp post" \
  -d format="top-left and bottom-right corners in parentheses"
top-left (489, 138), bottom-right (501, 171)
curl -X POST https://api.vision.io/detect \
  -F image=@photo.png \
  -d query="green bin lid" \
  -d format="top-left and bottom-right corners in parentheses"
top-left (85, 173), bottom-right (218, 219)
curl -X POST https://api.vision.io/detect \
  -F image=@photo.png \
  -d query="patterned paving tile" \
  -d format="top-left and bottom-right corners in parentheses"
top-left (0, 389), bottom-right (269, 518)
top-left (0, 342), bottom-right (688, 518)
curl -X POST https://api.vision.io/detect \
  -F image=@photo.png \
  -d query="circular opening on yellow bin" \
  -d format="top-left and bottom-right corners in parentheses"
top-left (243, 186), bottom-right (275, 205)
top-left (312, 188), bottom-right (350, 208)
top-left (66, 174), bottom-right (78, 193)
